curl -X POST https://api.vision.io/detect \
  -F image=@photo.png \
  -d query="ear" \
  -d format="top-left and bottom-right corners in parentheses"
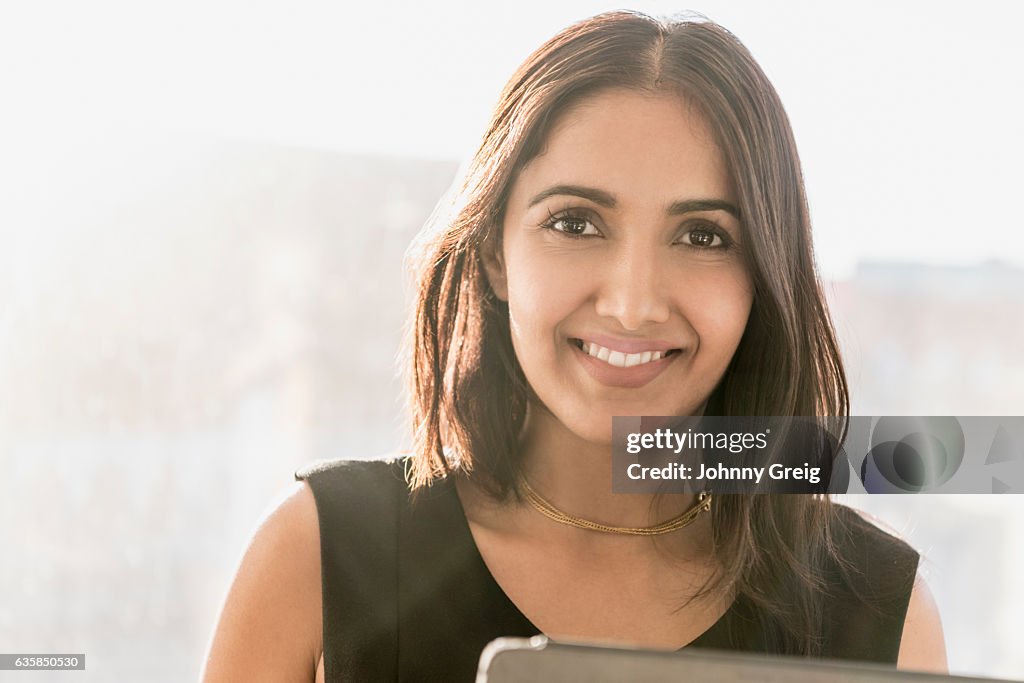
top-left (479, 232), bottom-right (509, 302)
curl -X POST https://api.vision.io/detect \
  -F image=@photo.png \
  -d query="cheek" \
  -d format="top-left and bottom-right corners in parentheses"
top-left (683, 267), bottom-right (754, 348)
top-left (504, 250), bottom-right (594, 341)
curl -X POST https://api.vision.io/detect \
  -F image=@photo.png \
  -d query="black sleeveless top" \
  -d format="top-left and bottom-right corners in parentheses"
top-left (296, 458), bottom-right (919, 682)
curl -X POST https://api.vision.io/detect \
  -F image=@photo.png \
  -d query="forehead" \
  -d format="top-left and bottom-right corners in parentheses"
top-left (512, 88), bottom-right (734, 208)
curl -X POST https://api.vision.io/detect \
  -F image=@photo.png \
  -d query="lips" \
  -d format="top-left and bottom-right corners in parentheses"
top-left (573, 334), bottom-right (680, 354)
top-left (569, 336), bottom-right (681, 389)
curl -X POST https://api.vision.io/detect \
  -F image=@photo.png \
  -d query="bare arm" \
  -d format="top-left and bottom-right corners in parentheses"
top-left (897, 574), bottom-right (948, 674)
top-left (201, 482), bottom-right (323, 682)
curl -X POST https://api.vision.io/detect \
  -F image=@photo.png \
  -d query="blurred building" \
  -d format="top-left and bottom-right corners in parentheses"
top-left (830, 261), bottom-right (1024, 416)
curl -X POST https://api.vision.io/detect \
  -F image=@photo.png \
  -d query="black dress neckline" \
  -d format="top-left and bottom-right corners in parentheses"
top-left (298, 457), bottom-right (921, 680)
top-left (438, 473), bottom-right (738, 651)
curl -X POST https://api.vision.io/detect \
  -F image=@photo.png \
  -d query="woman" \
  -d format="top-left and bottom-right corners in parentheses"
top-left (203, 11), bottom-right (946, 682)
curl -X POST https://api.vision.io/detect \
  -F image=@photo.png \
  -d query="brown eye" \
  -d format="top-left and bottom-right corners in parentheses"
top-left (543, 211), bottom-right (600, 238)
top-left (558, 216), bottom-right (590, 235)
top-left (686, 228), bottom-right (722, 248)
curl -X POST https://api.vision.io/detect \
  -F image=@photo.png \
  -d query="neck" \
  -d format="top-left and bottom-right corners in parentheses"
top-left (517, 405), bottom-right (701, 532)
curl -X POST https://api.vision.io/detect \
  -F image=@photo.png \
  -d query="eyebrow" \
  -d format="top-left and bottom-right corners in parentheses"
top-left (527, 184), bottom-right (740, 219)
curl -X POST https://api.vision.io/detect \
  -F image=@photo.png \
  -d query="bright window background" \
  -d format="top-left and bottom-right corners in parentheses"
top-left (1, 1), bottom-right (1022, 680)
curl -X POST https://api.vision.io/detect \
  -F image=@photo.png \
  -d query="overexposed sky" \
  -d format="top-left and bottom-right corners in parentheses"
top-left (2, 0), bottom-right (1023, 277)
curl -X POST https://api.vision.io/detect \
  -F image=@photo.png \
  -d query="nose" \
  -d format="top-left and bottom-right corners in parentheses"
top-left (593, 241), bottom-right (672, 331)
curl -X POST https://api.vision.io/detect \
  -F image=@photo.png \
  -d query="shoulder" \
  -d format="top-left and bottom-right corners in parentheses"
top-left (202, 481), bottom-right (323, 681)
top-left (898, 574), bottom-right (948, 674)
top-left (823, 504), bottom-right (947, 671)
top-left (294, 456), bottom-right (412, 530)
top-left (819, 503), bottom-right (924, 663)
top-left (203, 457), bottom-right (416, 682)
top-left (831, 503), bottom-right (917, 555)
top-left (295, 456), bottom-right (409, 495)
top-left (829, 503), bottom-right (920, 588)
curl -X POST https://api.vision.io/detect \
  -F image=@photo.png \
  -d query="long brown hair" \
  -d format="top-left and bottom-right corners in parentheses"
top-left (403, 11), bottom-right (849, 654)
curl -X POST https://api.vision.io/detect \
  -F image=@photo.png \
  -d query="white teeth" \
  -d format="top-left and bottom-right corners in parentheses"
top-left (579, 340), bottom-right (672, 368)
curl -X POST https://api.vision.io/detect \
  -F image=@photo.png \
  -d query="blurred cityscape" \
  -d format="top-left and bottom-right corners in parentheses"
top-left (0, 136), bottom-right (1021, 681)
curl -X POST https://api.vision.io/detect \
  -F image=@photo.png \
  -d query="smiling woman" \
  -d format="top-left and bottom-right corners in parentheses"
top-left (202, 11), bottom-right (946, 682)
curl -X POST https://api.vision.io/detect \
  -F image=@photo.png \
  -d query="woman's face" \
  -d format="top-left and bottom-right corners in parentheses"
top-left (484, 88), bottom-right (754, 445)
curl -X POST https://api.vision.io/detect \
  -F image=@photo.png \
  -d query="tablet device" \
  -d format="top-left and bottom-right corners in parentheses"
top-left (477, 636), bottom-right (1011, 683)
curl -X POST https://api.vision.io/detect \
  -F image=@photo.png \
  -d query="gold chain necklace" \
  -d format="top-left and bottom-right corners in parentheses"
top-left (519, 477), bottom-right (712, 536)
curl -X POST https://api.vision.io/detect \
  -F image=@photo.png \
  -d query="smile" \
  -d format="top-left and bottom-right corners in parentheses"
top-left (569, 337), bottom-right (682, 389)
top-left (571, 339), bottom-right (680, 368)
